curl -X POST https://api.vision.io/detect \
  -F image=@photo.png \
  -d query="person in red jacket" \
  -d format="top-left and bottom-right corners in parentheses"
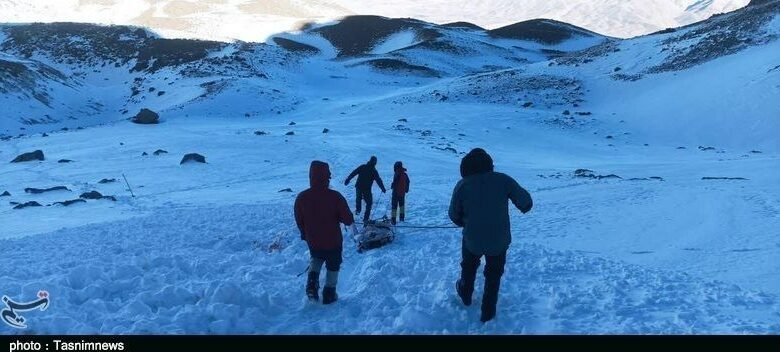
top-left (294, 160), bottom-right (356, 304)
top-left (390, 161), bottom-right (410, 225)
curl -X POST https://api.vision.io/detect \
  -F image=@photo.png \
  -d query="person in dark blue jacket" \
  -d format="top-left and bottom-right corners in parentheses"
top-left (449, 148), bottom-right (533, 322)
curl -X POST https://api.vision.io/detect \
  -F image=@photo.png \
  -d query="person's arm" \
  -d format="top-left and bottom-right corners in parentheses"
top-left (507, 176), bottom-right (533, 214)
top-left (344, 166), bottom-right (360, 186)
top-left (448, 181), bottom-right (464, 227)
top-left (405, 174), bottom-right (410, 193)
top-left (294, 194), bottom-right (306, 240)
top-left (337, 193), bottom-right (355, 226)
top-left (375, 169), bottom-right (387, 193)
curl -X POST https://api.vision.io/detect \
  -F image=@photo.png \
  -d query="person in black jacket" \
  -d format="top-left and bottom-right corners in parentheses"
top-left (344, 156), bottom-right (386, 223)
top-left (449, 148), bottom-right (533, 323)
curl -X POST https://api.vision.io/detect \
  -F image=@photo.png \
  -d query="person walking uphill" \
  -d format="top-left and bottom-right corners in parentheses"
top-left (344, 156), bottom-right (386, 223)
top-left (448, 148), bottom-right (533, 322)
top-left (295, 161), bottom-right (356, 304)
top-left (390, 161), bottom-right (410, 225)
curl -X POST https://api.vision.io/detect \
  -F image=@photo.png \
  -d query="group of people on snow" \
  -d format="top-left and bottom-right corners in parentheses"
top-left (293, 149), bottom-right (532, 322)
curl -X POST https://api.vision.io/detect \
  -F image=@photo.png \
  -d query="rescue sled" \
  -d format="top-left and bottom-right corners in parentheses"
top-left (355, 217), bottom-right (396, 253)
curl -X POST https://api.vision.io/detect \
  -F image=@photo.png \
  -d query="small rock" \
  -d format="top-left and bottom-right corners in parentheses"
top-left (522, 102), bottom-right (533, 108)
top-left (398, 118), bottom-right (408, 122)
top-left (0, 191), bottom-right (10, 197)
top-left (13, 201), bottom-right (42, 210)
top-left (285, 131), bottom-right (295, 136)
top-left (606, 135), bottom-right (614, 139)
top-left (180, 153), bottom-right (207, 164)
top-left (278, 188), bottom-right (293, 193)
top-left (58, 159), bottom-right (74, 163)
top-left (11, 150), bottom-right (45, 163)
top-left (25, 186), bottom-right (70, 194)
top-left (54, 199), bottom-right (86, 207)
top-left (254, 131), bottom-right (268, 136)
top-left (322, 128), bottom-right (330, 134)
top-left (289, 121), bottom-right (296, 126)
top-left (98, 178), bottom-right (116, 184)
top-left (80, 191), bottom-right (103, 200)
top-left (153, 149), bottom-right (168, 156)
top-left (563, 110), bottom-right (571, 116)
top-left (42, 133), bottom-right (49, 137)
top-left (142, 152), bottom-right (149, 156)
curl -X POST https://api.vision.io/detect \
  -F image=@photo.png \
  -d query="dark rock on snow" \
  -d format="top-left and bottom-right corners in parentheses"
top-left (14, 201), bottom-right (42, 209)
top-left (153, 149), bottom-right (168, 155)
top-left (80, 191), bottom-right (117, 201)
top-left (25, 186), bottom-right (70, 194)
top-left (142, 152), bottom-right (149, 156)
top-left (254, 131), bottom-right (268, 136)
top-left (98, 178), bottom-right (117, 184)
top-left (279, 188), bottom-right (293, 193)
top-left (322, 128), bottom-right (330, 134)
top-left (58, 159), bottom-right (74, 163)
top-left (11, 150), bottom-right (45, 163)
top-left (131, 108), bottom-right (160, 124)
top-left (285, 131), bottom-right (295, 136)
top-left (1, 191), bottom-right (10, 197)
top-left (54, 199), bottom-right (86, 207)
top-left (180, 153), bottom-right (206, 164)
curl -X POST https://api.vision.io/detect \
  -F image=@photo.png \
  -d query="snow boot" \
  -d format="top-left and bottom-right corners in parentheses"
top-left (480, 305), bottom-right (496, 323)
top-left (456, 279), bottom-right (472, 306)
top-left (322, 287), bottom-right (338, 305)
top-left (306, 272), bottom-right (319, 301)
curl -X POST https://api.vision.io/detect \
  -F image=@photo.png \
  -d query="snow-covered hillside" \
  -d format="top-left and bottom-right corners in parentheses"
top-left (0, 0), bottom-right (752, 41)
top-left (0, 1), bottom-right (779, 334)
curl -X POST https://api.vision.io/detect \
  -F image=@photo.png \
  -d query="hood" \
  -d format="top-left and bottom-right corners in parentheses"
top-left (460, 148), bottom-right (494, 178)
top-left (394, 161), bottom-right (406, 172)
top-left (367, 156), bottom-right (378, 167)
top-left (309, 160), bottom-right (331, 189)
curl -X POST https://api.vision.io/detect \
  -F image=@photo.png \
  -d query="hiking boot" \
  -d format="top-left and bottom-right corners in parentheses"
top-left (456, 279), bottom-right (472, 306)
top-left (322, 286), bottom-right (338, 305)
top-left (306, 272), bottom-right (319, 301)
top-left (480, 305), bottom-right (496, 323)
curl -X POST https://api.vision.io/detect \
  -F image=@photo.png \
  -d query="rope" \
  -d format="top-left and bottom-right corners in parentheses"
top-left (354, 221), bottom-right (459, 229)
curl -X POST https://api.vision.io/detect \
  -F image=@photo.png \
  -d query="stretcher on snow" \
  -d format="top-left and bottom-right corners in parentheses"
top-left (354, 217), bottom-right (396, 253)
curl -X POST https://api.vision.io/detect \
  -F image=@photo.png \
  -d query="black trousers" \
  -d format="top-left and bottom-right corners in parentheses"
top-left (391, 193), bottom-right (406, 222)
top-left (460, 241), bottom-right (507, 313)
top-left (309, 247), bottom-right (343, 272)
top-left (355, 188), bottom-right (373, 222)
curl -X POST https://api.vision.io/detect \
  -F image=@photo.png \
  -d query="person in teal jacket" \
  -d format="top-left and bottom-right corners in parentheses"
top-left (448, 148), bottom-right (533, 322)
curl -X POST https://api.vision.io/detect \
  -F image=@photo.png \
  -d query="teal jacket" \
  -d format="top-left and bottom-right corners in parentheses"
top-left (448, 172), bottom-right (533, 256)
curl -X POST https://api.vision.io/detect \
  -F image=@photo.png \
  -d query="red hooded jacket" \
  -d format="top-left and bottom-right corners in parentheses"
top-left (294, 161), bottom-right (355, 250)
top-left (391, 162), bottom-right (410, 196)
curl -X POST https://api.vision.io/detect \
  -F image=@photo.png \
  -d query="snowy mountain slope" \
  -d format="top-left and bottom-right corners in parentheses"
top-left (0, 0), bottom-right (752, 41)
top-left (0, 1), bottom-right (779, 335)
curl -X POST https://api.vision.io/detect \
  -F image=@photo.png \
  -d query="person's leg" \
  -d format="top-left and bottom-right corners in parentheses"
top-left (457, 241), bottom-right (480, 306)
top-left (399, 195), bottom-right (406, 222)
top-left (322, 247), bottom-right (343, 305)
top-left (391, 194), bottom-right (399, 224)
top-left (481, 250), bottom-right (507, 322)
top-left (363, 190), bottom-right (373, 223)
top-left (307, 252), bottom-right (326, 301)
top-left (355, 189), bottom-right (363, 215)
